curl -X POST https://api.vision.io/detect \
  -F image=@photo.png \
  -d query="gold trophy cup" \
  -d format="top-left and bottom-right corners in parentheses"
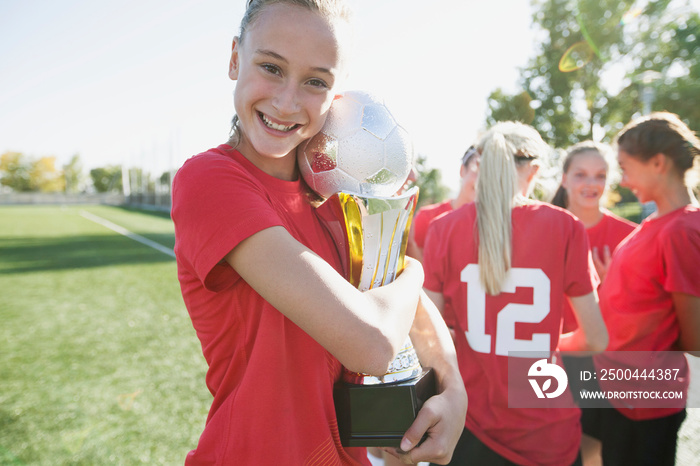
top-left (299, 91), bottom-right (436, 447)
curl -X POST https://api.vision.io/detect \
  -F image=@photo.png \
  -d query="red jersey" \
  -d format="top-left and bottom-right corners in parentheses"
top-left (562, 209), bottom-right (636, 332)
top-left (423, 201), bottom-right (596, 466)
top-left (587, 208), bottom-right (637, 253)
top-left (412, 199), bottom-right (453, 249)
top-left (596, 206), bottom-right (700, 420)
top-left (172, 145), bottom-right (369, 465)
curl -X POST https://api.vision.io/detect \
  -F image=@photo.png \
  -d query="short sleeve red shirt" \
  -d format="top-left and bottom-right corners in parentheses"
top-left (595, 206), bottom-right (700, 420)
top-left (562, 209), bottom-right (637, 332)
top-left (423, 201), bottom-right (596, 466)
top-left (412, 199), bottom-right (453, 249)
top-left (172, 145), bottom-right (369, 465)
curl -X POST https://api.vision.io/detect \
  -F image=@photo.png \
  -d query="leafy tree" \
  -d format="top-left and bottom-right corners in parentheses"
top-left (0, 152), bottom-right (65, 192)
top-left (63, 154), bottom-right (85, 193)
top-left (486, 89), bottom-right (536, 126)
top-left (127, 167), bottom-right (154, 194)
top-left (0, 151), bottom-right (32, 192)
top-left (29, 156), bottom-right (65, 192)
top-left (487, 0), bottom-right (700, 148)
top-left (411, 154), bottom-right (450, 209)
top-left (607, 1), bottom-right (700, 136)
top-left (90, 165), bottom-right (123, 193)
top-left (159, 170), bottom-right (172, 187)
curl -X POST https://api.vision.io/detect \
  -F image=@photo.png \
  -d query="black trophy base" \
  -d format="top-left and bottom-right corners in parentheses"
top-left (334, 368), bottom-right (437, 447)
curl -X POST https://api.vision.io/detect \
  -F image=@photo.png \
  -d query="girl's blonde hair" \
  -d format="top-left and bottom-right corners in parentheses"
top-left (475, 121), bottom-right (549, 295)
top-left (229, 0), bottom-right (353, 145)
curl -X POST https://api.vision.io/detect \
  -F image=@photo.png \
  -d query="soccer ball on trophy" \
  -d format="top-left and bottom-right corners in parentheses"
top-left (297, 90), bottom-right (413, 198)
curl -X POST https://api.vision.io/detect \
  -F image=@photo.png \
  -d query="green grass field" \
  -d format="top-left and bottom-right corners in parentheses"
top-left (0, 205), bottom-right (209, 465)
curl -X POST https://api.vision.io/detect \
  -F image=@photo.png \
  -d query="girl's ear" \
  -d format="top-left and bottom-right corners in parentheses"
top-left (650, 152), bottom-right (669, 174)
top-left (527, 164), bottom-right (540, 184)
top-left (229, 37), bottom-right (241, 81)
top-left (561, 172), bottom-right (569, 189)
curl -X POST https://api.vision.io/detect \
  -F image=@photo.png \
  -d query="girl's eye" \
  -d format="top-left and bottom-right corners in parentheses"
top-left (261, 63), bottom-right (281, 76)
top-left (307, 78), bottom-right (329, 89)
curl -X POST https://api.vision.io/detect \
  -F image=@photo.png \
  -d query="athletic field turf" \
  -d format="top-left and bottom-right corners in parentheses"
top-left (1, 205), bottom-right (208, 465)
top-left (1, 204), bottom-right (697, 465)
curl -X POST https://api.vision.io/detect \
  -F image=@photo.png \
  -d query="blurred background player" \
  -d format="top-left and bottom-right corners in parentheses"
top-left (551, 141), bottom-right (637, 464)
top-left (551, 141), bottom-right (637, 287)
top-left (422, 121), bottom-right (608, 466)
top-left (408, 145), bottom-right (480, 263)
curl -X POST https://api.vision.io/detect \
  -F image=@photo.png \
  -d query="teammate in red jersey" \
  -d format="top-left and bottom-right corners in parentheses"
top-left (551, 141), bottom-right (637, 292)
top-left (552, 141), bottom-right (638, 464)
top-left (583, 112), bottom-right (700, 466)
top-left (171, 1), bottom-right (466, 464)
top-left (423, 121), bottom-right (608, 466)
top-left (408, 145), bottom-right (480, 264)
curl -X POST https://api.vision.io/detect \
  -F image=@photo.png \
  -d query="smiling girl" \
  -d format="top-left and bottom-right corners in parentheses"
top-left (551, 141), bottom-right (637, 285)
top-left (552, 142), bottom-right (638, 464)
top-left (170, 1), bottom-right (466, 464)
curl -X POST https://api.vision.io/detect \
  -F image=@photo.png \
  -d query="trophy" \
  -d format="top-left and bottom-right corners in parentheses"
top-left (298, 91), bottom-right (436, 447)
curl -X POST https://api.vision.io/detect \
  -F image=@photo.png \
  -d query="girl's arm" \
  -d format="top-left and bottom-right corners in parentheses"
top-left (385, 289), bottom-right (466, 465)
top-left (674, 292), bottom-right (700, 356)
top-left (559, 291), bottom-right (609, 354)
top-left (224, 225), bottom-right (424, 376)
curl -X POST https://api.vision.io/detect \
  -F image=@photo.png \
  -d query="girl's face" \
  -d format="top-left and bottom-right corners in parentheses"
top-left (617, 149), bottom-right (658, 204)
top-left (561, 150), bottom-right (608, 211)
top-left (229, 4), bottom-right (344, 178)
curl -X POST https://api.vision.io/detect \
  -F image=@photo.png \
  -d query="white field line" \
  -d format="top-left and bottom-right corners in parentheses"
top-left (79, 210), bottom-right (176, 258)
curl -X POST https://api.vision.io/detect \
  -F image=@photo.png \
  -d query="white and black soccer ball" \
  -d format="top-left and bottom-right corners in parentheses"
top-left (298, 90), bottom-right (413, 198)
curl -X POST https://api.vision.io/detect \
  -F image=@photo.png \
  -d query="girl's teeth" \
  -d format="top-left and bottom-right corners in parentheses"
top-left (261, 114), bottom-right (294, 132)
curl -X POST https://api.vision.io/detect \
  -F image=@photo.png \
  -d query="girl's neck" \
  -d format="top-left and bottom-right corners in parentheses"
top-left (652, 185), bottom-right (696, 217)
top-left (568, 204), bottom-right (603, 228)
top-left (228, 136), bottom-right (299, 181)
top-left (452, 190), bottom-right (472, 209)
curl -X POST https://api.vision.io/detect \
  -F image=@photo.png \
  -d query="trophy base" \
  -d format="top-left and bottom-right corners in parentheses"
top-left (334, 368), bottom-right (437, 447)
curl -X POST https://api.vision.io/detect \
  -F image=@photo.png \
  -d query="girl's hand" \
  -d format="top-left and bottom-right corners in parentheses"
top-left (674, 292), bottom-right (700, 356)
top-left (380, 290), bottom-right (467, 464)
top-left (591, 245), bottom-right (611, 283)
top-left (383, 382), bottom-right (467, 465)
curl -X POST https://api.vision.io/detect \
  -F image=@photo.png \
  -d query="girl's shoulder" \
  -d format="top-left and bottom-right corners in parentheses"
top-left (660, 205), bottom-right (700, 232)
top-left (177, 145), bottom-right (248, 178)
top-left (174, 145), bottom-right (276, 196)
top-left (600, 208), bottom-right (638, 229)
top-left (520, 199), bottom-right (580, 223)
top-left (424, 201), bottom-right (475, 238)
top-left (512, 201), bottom-right (587, 240)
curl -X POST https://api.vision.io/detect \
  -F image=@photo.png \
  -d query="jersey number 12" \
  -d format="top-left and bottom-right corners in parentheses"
top-left (461, 264), bottom-right (551, 357)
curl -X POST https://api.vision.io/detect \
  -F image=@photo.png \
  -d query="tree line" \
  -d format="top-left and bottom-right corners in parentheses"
top-left (0, 152), bottom-right (172, 195)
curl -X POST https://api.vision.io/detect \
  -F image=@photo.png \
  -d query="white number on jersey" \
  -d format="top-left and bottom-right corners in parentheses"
top-left (461, 264), bottom-right (551, 357)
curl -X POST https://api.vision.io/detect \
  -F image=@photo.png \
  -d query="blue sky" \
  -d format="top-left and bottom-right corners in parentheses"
top-left (1, 0), bottom-right (696, 190)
